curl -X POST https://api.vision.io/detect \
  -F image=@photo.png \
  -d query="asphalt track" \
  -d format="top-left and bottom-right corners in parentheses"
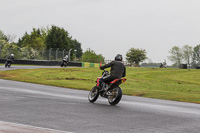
top-left (0, 65), bottom-right (61, 71)
top-left (0, 65), bottom-right (200, 133)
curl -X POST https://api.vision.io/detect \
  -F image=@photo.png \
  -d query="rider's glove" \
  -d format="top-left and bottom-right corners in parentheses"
top-left (100, 66), bottom-right (104, 70)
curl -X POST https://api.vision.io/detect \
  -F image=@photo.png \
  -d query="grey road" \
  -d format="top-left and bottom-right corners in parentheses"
top-left (0, 79), bottom-right (200, 133)
top-left (0, 65), bottom-right (61, 71)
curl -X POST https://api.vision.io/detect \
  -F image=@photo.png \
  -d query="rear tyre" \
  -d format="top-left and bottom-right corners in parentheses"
top-left (108, 87), bottom-right (122, 106)
top-left (88, 86), bottom-right (99, 103)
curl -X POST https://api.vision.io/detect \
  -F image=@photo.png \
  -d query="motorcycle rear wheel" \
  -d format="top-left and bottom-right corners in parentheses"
top-left (108, 87), bottom-right (122, 106)
top-left (88, 86), bottom-right (99, 103)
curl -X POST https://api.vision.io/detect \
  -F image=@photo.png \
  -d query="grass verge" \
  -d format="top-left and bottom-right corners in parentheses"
top-left (0, 67), bottom-right (200, 103)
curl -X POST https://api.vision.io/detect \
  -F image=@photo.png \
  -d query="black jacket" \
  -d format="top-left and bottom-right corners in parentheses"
top-left (8, 56), bottom-right (14, 62)
top-left (101, 61), bottom-right (126, 79)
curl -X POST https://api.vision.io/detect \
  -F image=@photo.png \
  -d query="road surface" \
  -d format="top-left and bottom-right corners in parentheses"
top-left (0, 65), bottom-right (61, 71)
top-left (0, 78), bottom-right (200, 133)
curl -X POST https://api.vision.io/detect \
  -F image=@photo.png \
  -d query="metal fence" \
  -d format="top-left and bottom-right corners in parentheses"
top-left (0, 47), bottom-right (69, 61)
top-left (0, 47), bottom-right (129, 65)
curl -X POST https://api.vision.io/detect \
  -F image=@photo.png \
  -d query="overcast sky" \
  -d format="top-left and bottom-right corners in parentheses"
top-left (1, 0), bottom-right (200, 64)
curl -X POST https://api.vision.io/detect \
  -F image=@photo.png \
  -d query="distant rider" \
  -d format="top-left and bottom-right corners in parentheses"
top-left (99, 54), bottom-right (126, 89)
top-left (160, 59), bottom-right (167, 68)
top-left (8, 54), bottom-right (15, 63)
top-left (63, 55), bottom-right (68, 62)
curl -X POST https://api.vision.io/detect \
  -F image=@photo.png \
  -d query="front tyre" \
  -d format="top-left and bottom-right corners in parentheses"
top-left (108, 87), bottom-right (122, 106)
top-left (88, 86), bottom-right (99, 103)
top-left (5, 61), bottom-right (8, 68)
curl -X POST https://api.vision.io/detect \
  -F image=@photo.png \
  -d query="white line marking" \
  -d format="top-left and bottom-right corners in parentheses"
top-left (0, 120), bottom-right (74, 133)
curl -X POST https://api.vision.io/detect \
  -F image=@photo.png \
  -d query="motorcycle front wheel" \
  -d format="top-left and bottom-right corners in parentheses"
top-left (5, 61), bottom-right (8, 67)
top-left (108, 87), bottom-right (122, 106)
top-left (88, 86), bottom-right (99, 103)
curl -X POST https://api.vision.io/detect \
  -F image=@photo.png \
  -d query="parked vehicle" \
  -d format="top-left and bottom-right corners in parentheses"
top-left (88, 70), bottom-right (126, 105)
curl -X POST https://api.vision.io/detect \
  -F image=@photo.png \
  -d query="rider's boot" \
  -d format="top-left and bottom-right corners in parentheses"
top-left (106, 91), bottom-right (112, 96)
top-left (98, 79), bottom-right (105, 92)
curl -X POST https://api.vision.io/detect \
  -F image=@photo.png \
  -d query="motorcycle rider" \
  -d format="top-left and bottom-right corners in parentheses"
top-left (63, 55), bottom-right (68, 61)
top-left (5, 54), bottom-right (14, 67)
top-left (7, 54), bottom-right (15, 63)
top-left (99, 54), bottom-right (126, 92)
top-left (160, 59), bottom-right (167, 68)
top-left (61, 55), bottom-right (69, 67)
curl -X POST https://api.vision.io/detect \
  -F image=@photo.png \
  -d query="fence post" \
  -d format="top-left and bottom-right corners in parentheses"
top-left (68, 49), bottom-right (72, 62)
top-left (49, 48), bottom-right (52, 61)
top-left (17, 48), bottom-right (20, 60)
top-left (42, 48), bottom-right (44, 59)
top-left (56, 48), bottom-right (59, 61)
top-left (63, 49), bottom-right (65, 58)
top-left (35, 48), bottom-right (36, 60)
top-left (27, 48), bottom-right (29, 60)
top-left (74, 49), bottom-right (77, 62)
top-left (0, 46), bottom-right (1, 59)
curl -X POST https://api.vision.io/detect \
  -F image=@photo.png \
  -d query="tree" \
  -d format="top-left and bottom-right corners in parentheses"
top-left (168, 46), bottom-right (183, 67)
top-left (82, 48), bottom-right (105, 63)
top-left (0, 30), bottom-right (19, 58)
top-left (191, 44), bottom-right (200, 67)
top-left (45, 25), bottom-right (71, 50)
top-left (7, 34), bottom-right (17, 43)
top-left (182, 45), bottom-right (193, 67)
top-left (17, 28), bottom-right (47, 50)
top-left (0, 30), bottom-right (8, 42)
top-left (71, 39), bottom-right (83, 58)
top-left (1, 42), bottom-right (19, 58)
top-left (126, 48), bottom-right (147, 66)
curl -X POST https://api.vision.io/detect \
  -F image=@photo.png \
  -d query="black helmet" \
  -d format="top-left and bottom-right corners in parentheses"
top-left (115, 54), bottom-right (123, 61)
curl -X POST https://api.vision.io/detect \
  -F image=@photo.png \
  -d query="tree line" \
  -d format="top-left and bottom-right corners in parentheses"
top-left (0, 26), bottom-right (106, 63)
top-left (168, 44), bottom-right (200, 67)
top-left (2, 25), bottom-right (200, 67)
top-left (1, 25), bottom-right (149, 65)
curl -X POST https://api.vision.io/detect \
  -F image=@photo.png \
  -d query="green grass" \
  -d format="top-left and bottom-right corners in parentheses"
top-left (0, 67), bottom-right (200, 103)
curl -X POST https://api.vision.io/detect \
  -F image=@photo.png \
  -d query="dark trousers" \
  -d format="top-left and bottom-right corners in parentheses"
top-left (100, 75), bottom-right (115, 84)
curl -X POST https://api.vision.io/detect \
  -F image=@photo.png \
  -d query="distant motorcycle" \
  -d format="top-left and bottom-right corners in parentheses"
top-left (160, 62), bottom-right (166, 68)
top-left (61, 58), bottom-right (68, 67)
top-left (5, 59), bottom-right (12, 68)
top-left (88, 70), bottom-right (126, 105)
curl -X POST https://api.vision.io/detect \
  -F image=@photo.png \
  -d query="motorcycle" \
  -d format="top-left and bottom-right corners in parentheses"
top-left (5, 59), bottom-right (12, 68)
top-left (160, 62), bottom-right (166, 68)
top-left (88, 70), bottom-right (126, 105)
top-left (61, 58), bottom-right (68, 67)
